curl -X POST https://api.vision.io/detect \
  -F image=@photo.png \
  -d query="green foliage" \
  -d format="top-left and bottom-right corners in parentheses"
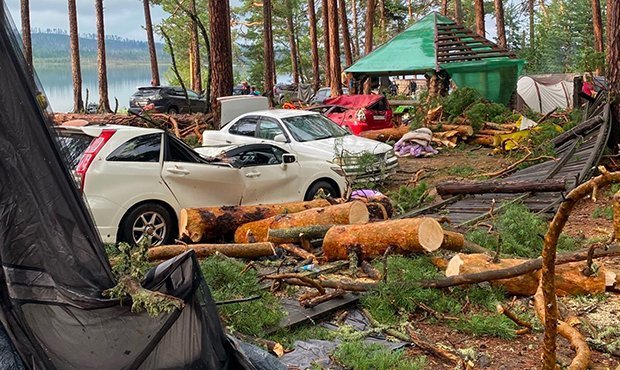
top-left (447, 165), bottom-right (476, 177)
top-left (592, 206), bottom-right (614, 220)
top-left (109, 241), bottom-right (152, 280)
top-left (183, 134), bottom-right (201, 148)
top-left (200, 255), bottom-right (284, 336)
top-left (333, 341), bottom-right (426, 370)
top-left (463, 102), bottom-right (512, 132)
top-left (442, 87), bottom-right (482, 119)
top-left (387, 182), bottom-right (432, 215)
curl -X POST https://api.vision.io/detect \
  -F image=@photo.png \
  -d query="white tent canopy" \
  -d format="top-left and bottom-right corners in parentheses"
top-left (517, 74), bottom-right (576, 114)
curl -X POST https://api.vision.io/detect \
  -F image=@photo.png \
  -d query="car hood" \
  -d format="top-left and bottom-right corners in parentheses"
top-left (296, 135), bottom-right (392, 159)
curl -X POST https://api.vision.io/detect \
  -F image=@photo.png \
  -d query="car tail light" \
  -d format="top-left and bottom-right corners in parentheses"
top-left (75, 129), bottom-right (116, 192)
top-left (356, 109), bottom-right (366, 122)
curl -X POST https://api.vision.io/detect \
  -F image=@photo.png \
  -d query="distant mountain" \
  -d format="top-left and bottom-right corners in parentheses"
top-left (31, 32), bottom-right (169, 64)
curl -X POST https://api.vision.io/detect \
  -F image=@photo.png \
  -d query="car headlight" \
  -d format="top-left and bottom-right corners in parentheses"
top-left (385, 149), bottom-right (395, 159)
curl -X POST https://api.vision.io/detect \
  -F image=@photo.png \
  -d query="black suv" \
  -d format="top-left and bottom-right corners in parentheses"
top-left (128, 86), bottom-right (207, 114)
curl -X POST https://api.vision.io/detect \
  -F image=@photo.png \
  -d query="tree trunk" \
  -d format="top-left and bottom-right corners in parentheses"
top-left (428, 124), bottom-right (474, 137)
top-left (352, 0), bottom-right (360, 59)
top-left (209, 0), bottom-right (233, 122)
top-left (328, 0), bottom-right (343, 96)
top-left (441, 230), bottom-right (466, 251)
top-left (20, 0), bottom-right (32, 73)
top-left (606, 0), bottom-right (619, 131)
top-left (323, 218), bottom-right (444, 261)
top-left (322, 0), bottom-right (332, 86)
top-left (591, 0), bottom-right (604, 53)
top-left (147, 242), bottom-right (276, 261)
top-left (179, 199), bottom-right (330, 243)
top-left (454, 0), bottom-right (463, 24)
top-left (378, 0), bottom-right (386, 43)
top-left (441, 0), bottom-right (448, 16)
top-left (285, 1), bottom-right (300, 84)
top-left (494, 0), bottom-right (507, 48)
top-left (67, 0), bottom-right (83, 113)
top-left (95, 0), bottom-right (111, 113)
top-left (308, 0), bottom-right (321, 91)
top-left (235, 201), bottom-right (369, 243)
top-left (268, 225), bottom-right (334, 244)
top-left (528, 0), bottom-right (534, 48)
top-left (474, 0), bottom-right (485, 37)
top-left (358, 125), bottom-right (409, 142)
top-left (263, 0), bottom-right (275, 106)
top-left (338, 0), bottom-right (353, 67)
top-left (436, 178), bottom-right (567, 196)
top-left (189, 0), bottom-right (201, 93)
top-left (352, 194), bottom-right (394, 218)
top-left (446, 254), bottom-right (607, 296)
top-left (363, 0), bottom-right (376, 93)
top-left (142, 0), bottom-right (160, 86)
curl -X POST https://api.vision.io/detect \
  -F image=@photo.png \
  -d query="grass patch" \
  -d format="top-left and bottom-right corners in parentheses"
top-left (387, 182), bottom-right (433, 215)
top-left (333, 341), bottom-right (426, 370)
top-left (451, 313), bottom-right (516, 339)
top-left (466, 203), bottom-right (583, 258)
top-left (592, 205), bottom-right (614, 220)
top-left (200, 255), bottom-right (284, 336)
top-left (447, 165), bottom-right (476, 177)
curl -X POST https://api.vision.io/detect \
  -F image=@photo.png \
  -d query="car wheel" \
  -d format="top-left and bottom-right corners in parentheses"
top-left (167, 106), bottom-right (179, 114)
top-left (305, 180), bottom-right (338, 201)
top-left (121, 203), bottom-right (173, 247)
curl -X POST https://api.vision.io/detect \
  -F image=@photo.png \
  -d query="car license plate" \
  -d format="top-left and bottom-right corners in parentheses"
top-left (373, 115), bottom-right (385, 120)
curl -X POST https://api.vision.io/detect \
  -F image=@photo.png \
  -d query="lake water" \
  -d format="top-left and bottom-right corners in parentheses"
top-left (34, 63), bottom-right (169, 113)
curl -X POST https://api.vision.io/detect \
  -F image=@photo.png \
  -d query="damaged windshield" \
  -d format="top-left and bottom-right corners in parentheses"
top-left (283, 114), bottom-right (349, 142)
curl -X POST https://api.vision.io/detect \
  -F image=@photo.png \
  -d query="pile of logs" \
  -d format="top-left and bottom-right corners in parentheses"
top-left (53, 113), bottom-right (215, 140)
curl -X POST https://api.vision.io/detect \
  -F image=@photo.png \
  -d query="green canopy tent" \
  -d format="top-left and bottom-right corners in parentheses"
top-left (345, 12), bottom-right (524, 104)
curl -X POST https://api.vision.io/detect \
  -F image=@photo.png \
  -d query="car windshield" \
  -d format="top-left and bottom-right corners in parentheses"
top-left (282, 114), bottom-right (349, 142)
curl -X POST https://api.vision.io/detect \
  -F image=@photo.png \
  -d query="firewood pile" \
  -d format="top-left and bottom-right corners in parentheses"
top-left (52, 112), bottom-right (215, 140)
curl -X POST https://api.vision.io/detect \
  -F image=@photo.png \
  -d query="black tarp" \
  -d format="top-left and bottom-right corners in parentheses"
top-left (0, 3), bottom-right (257, 368)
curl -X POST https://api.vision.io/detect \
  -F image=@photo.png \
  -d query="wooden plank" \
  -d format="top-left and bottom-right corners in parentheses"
top-left (269, 293), bottom-right (359, 332)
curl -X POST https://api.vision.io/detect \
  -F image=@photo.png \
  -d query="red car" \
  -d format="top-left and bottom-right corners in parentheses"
top-left (321, 94), bottom-right (393, 135)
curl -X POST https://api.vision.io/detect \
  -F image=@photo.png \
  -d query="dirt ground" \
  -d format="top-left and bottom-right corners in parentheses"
top-left (381, 148), bottom-right (620, 369)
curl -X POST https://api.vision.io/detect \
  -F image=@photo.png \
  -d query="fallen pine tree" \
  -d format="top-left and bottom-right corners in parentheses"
top-left (147, 242), bottom-right (277, 261)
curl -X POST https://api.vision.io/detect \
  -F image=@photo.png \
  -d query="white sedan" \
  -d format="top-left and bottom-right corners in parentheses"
top-left (56, 124), bottom-right (348, 246)
top-left (202, 109), bottom-right (399, 182)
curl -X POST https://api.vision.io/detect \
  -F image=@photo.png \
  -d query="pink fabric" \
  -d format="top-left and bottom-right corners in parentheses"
top-left (582, 82), bottom-right (594, 96)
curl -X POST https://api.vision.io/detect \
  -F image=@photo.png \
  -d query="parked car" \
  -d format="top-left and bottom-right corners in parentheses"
top-left (56, 123), bottom-right (347, 246)
top-left (128, 86), bottom-right (207, 114)
top-left (201, 109), bottom-right (398, 183)
top-left (321, 94), bottom-right (393, 135)
top-left (309, 87), bottom-right (350, 104)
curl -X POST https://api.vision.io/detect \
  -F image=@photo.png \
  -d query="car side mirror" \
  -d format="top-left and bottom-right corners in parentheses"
top-left (273, 134), bottom-right (287, 143)
top-left (282, 154), bottom-right (296, 164)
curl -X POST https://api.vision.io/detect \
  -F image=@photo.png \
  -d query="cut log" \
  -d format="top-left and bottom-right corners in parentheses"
top-left (366, 203), bottom-right (388, 221)
top-left (353, 195), bottom-right (394, 218)
top-left (478, 129), bottom-right (513, 136)
top-left (358, 125), bottom-right (410, 142)
top-left (484, 122), bottom-right (516, 131)
top-left (147, 242), bottom-right (276, 260)
top-left (279, 243), bottom-right (318, 262)
top-left (267, 225), bottom-right (333, 243)
top-left (323, 218), bottom-right (444, 261)
top-left (235, 201), bottom-right (369, 243)
top-left (470, 134), bottom-right (495, 146)
top-left (441, 230), bottom-right (465, 251)
top-left (445, 253), bottom-right (606, 296)
top-left (436, 178), bottom-right (567, 196)
top-left (427, 124), bottom-right (474, 137)
top-left (179, 199), bottom-right (331, 243)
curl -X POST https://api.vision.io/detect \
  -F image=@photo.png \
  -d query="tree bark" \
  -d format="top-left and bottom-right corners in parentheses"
top-left (147, 242), bottom-right (276, 261)
top-left (445, 254), bottom-right (606, 296)
top-left (268, 225), bottom-right (334, 244)
top-left (363, 0), bottom-right (375, 93)
top-left (352, 0), bottom-right (360, 59)
top-left (308, 0), bottom-right (321, 91)
top-left (474, 0), bottom-right (485, 37)
top-left (494, 0), bottom-right (507, 48)
top-left (323, 218), bottom-right (444, 261)
top-left (528, 0), bottom-right (534, 48)
top-left (95, 0), bottom-right (111, 113)
top-left (378, 0), bottom-right (386, 43)
top-left (428, 124), bottom-right (474, 137)
top-left (590, 0), bottom-right (603, 53)
top-left (338, 0), bottom-right (353, 67)
top-left (454, 0), bottom-right (463, 24)
top-left (328, 0), bottom-right (343, 96)
top-left (352, 194), bottom-right (394, 218)
top-left (441, 230), bottom-right (466, 251)
top-left (179, 199), bottom-right (330, 243)
top-left (436, 178), bottom-right (567, 196)
top-left (67, 0), bottom-right (83, 113)
top-left (441, 0), bottom-right (448, 16)
top-left (285, 1), bottom-right (300, 84)
top-left (322, 0), bottom-right (332, 87)
top-left (263, 0), bottom-right (275, 106)
top-left (142, 0), bottom-right (160, 86)
top-left (189, 0), bottom-right (201, 93)
top-left (359, 125), bottom-right (409, 142)
top-left (607, 0), bottom-right (620, 129)
top-left (20, 0), bottom-right (32, 74)
top-left (235, 201), bottom-right (368, 243)
top-left (209, 0), bottom-right (233, 121)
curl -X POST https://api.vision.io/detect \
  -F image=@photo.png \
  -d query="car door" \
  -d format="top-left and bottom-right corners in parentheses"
top-left (161, 134), bottom-right (246, 207)
top-left (225, 144), bottom-right (302, 204)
